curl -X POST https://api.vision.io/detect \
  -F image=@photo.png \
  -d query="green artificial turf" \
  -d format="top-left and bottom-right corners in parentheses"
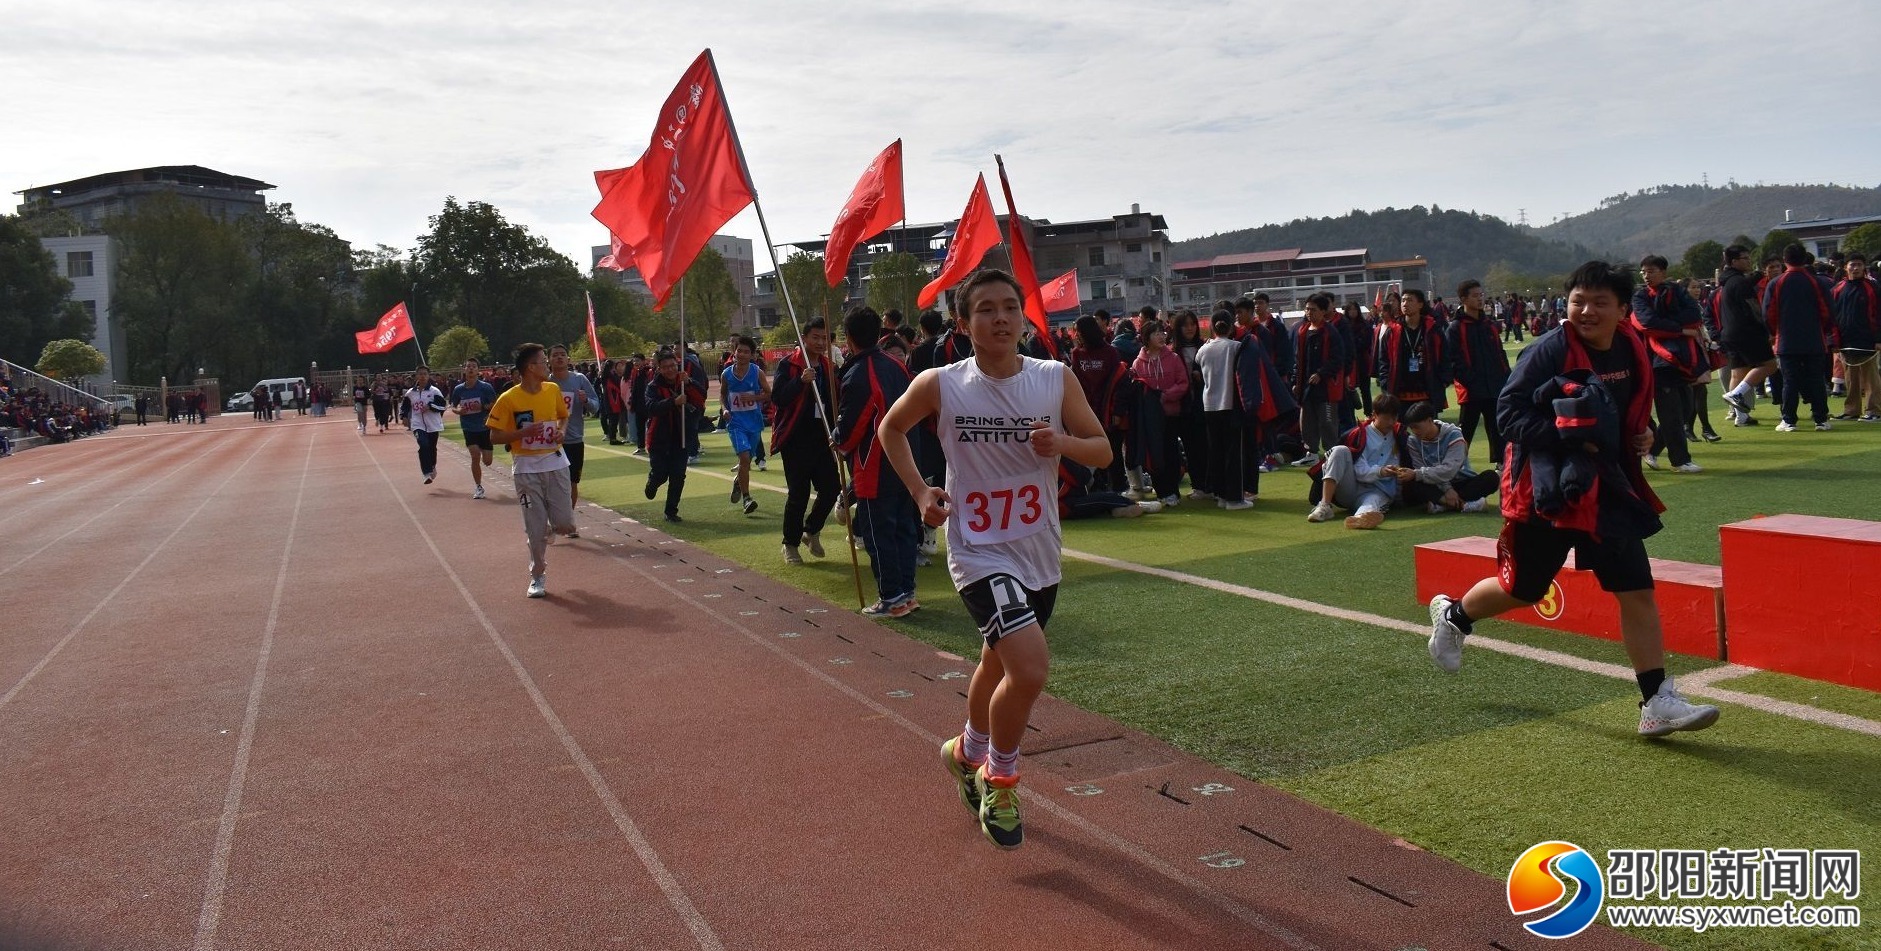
top-left (452, 391), bottom-right (1881, 951)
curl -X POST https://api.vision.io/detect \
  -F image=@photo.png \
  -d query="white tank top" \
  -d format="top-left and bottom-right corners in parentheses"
top-left (935, 355), bottom-right (1065, 591)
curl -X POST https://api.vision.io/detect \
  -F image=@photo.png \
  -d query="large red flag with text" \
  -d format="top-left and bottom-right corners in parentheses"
top-left (994, 157), bottom-right (1058, 357)
top-left (917, 175), bottom-right (1000, 310)
top-left (355, 302), bottom-right (415, 355)
top-left (1039, 269), bottom-right (1080, 314)
top-left (585, 292), bottom-right (606, 362)
top-left (591, 50), bottom-right (755, 309)
top-left (824, 139), bottom-right (904, 287)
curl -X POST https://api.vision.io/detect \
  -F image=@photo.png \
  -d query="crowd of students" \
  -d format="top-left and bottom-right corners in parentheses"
top-left (0, 368), bottom-right (115, 455)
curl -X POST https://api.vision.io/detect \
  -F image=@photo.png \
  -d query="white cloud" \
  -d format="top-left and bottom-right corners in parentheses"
top-left (6, 0), bottom-right (1877, 271)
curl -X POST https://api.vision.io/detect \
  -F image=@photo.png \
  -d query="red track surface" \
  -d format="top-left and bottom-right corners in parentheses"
top-left (0, 415), bottom-right (1656, 951)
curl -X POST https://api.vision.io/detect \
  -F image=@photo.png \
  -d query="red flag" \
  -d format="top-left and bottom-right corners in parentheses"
top-left (355, 302), bottom-right (415, 355)
top-left (1039, 269), bottom-right (1080, 314)
top-left (585, 292), bottom-right (607, 362)
top-left (591, 49), bottom-right (756, 309)
top-left (993, 156), bottom-right (1057, 358)
top-left (824, 139), bottom-right (905, 288)
top-left (595, 233), bottom-right (635, 272)
top-left (917, 175), bottom-right (1000, 310)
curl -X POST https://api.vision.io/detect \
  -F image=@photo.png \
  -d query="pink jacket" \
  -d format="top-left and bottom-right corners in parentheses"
top-left (1131, 347), bottom-right (1190, 416)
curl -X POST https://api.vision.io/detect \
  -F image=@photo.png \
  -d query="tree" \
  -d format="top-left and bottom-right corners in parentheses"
top-left (778, 251), bottom-right (848, 326)
top-left (1842, 224), bottom-right (1881, 261)
top-left (412, 198), bottom-right (585, 358)
top-left (1757, 229), bottom-right (1799, 266)
top-left (236, 202), bottom-right (359, 382)
top-left (36, 338), bottom-right (106, 380)
top-left (1680, 240), bottom-right (1725, 282)
top-left (570, 325), bottom-right (655, 363)
top-left (863, 251), bottom-right (927, 321)
top-left (109, 193), bottom-right (252, 384)
top-left (585, 274), bottom-right (663, 343)
top-left (666, 246), bottom-right (739, 347)
top-left (427, 325), bottom-right (491, 369)
top-left (0, 215), bottom-right (94, 364)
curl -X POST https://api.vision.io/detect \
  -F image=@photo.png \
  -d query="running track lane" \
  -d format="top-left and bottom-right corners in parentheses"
top-left (0, 416), bottom-right (1654, 951)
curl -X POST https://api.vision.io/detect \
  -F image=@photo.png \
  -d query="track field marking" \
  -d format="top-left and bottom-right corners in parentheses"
top-left (0, 432), bottom-right (211, 532)
top-left (0, 437), bottom-right (223, 579)
top-left (360, 435), bottom-right (726, 951)
top-left (483, 442), bottom-right (1881, 737)
top-left (1062, 548), bottom-right (1881, 738)
top-left (0, 431), bottom-right (281, 712)
top-left (193, 428), bottom-right (318, 951)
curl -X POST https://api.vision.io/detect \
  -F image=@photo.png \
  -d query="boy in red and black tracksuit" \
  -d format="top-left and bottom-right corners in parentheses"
top-left (833, 307), bottom-right (919, 616)
top-left (1762, 243), bottom-right (1837, 430)
top-left (772, 317), bottom-right (842, 562)
top-left (1426, 261), bottom-right (1720, 738)
top-left (1630, 255), bottom-right (1707, 469)
top-left (642, 351), bottom-right (706, 522)
top-left (1446, 279), bottom-right (1510, 465)
top-left (1377, 290), bottom-right (1449, 410)
top-left (1831, 253), bottom-right (1880, 419)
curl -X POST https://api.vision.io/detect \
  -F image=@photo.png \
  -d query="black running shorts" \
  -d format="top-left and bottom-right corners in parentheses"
top-left (1724, 337), bottom-right (1774, 368)
top-left (462, 429), bottom-right (493, 450)
top-left (1496, 518), bottom-right (1654, 603)
top-left (958, 573), bottom-right (1058, 646)
top-left (563, 442), bottom-right (585, 484)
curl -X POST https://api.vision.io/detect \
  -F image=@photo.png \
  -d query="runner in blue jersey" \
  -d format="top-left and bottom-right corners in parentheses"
top-left (721, 335), bottom-right (771, 515)
top-left (450, 358), bottom-right (499, 499)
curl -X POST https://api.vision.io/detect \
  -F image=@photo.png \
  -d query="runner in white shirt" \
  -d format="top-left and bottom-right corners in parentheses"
top-left (879, 268), bottom-right (1112, 850)
top-left (404, 366), bottom-right (448, 484)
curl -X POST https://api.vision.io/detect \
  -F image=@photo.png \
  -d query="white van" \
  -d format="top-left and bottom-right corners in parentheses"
top-left (244, 377), bottom-right (308, 412)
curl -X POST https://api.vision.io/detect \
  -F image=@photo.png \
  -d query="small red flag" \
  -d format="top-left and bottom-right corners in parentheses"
top-left (824, 140), bottom-right (905, 288)
top-left (586, 292), bottom-right (606, 362)
top-left (1039, 269), bottom-right (1080, 314)
top-left (917, 175), bottom-right (1000, 311)
top-left (993, 156), bottom-right (1058, 358)
top-left (356, 302), bottom-right (415, 355)
top-left (595, 233), bottom-right (635, 272)
top-left (592, 49), bottom-right (756, 309)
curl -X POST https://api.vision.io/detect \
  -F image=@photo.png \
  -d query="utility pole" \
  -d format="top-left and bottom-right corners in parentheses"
top-left (1517, 208), bottom-right (1528, 227)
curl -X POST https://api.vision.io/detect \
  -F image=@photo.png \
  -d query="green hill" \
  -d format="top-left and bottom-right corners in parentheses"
top-left (1171, 206), bottom-right (1601, 294)
top-left (1531, 182), bottom-right (1881, 259)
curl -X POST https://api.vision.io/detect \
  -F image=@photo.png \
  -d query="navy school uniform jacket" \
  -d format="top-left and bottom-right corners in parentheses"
top-left (1831, 275), bottom-right (1879, 352)
top-left (642, 374), bottom-right (706, 451)
top-left (1255, 317), bottom-right (1293, 382)
top-left (1445, 311), bottom-right (1511, 404)
top-left (1233, 333), bottom-right (1298, 429)
top-left (1497, 323), bottom-right (1664, 541)
top-left (770, 348), bottom-right (838, 453)
top-left (1292, 321), bottom-right (1348, 402)
top-left (1761, 266), bottom-right (1835, 355)
top-left (1628, 281), bottom-right (1707, 383)
top-left (832, 347), bottom-right (913, 499)
top-left (1376, 317), bottom-right (1449, 410)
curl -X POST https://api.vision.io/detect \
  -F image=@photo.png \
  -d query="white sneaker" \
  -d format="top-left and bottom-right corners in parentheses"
top-left (1426, 502), bottom-right (1444, 515)
top-left (1428, 595), bottom-right (1465, 673)
top-left (1220, 499), bottom-right (1253, 511)
top-left (527, 576), bottom-right (547, 599)
top-left (1307, 501), bottom-right (1336, 523)
top-left (805, 533), bottom-right (825, 558)
top-left (1638, 683), bottom-right (1720, 737)
top-left (1159, 494), bottom-right (1179, 507)
top-left (1289, 455), bottom-right (1316, 468)
top-left (1136, 499), bottom-right (1165, 514)
top-left (1461, 499), bottom-right (1488, 513)
top-left (1774, 421), bottom-right (1798, 432)
top-left (919, 525), bottom-right (939, 555)
top-left (1815, 421), bottom-right (1832, 432)
top-left (473, 484), bottom-right (486, 499)
top-left (782, 543), bottom-right (803, 565)
top-left (1643, 454), bottom-right (1659, 471)
top-left (756, 459), bottom-right (767, 471)
top-left (1187, 490), bottom-right (1215, 501)
top-left (1672, 462), bottom-right (1703, 474)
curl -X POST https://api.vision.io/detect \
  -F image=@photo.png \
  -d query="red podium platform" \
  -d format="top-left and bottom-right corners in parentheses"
top-left (1719, 514), bottom-right (1881, 691)
top-left (1414, 536), bottom-right (1726, 660)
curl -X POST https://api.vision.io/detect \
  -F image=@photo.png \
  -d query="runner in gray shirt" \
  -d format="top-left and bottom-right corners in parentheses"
top-left (549, 345), bottom-right (598, 532)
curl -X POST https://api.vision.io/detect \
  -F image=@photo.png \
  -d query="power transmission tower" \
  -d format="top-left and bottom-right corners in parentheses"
top-left (1517, 208), bottom-right (1528, 227)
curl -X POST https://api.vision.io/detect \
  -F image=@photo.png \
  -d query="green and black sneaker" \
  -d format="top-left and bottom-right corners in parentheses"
top-left (974, 768), bottom-right (1023, 850)
top-left (940, 736), bottom-right (981, 814)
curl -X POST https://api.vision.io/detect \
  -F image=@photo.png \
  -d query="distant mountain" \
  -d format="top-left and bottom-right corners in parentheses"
top-left (1171, 206), bottom-right (1601, 292)
top-left (1531, 183), bottom-right (1881, 258)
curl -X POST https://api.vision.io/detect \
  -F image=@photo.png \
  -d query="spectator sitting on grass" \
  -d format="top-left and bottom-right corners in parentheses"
top-left (1396, 400), bottom-right (1498, 514)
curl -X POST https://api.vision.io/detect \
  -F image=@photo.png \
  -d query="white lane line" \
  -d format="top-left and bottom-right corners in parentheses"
top-left (0, 437), bottom-right (224, 579)
top-left (193, 428), bottom-right (317, 951)
top-left (1062, 548), bottom-right (1881, 738)
top-left (0, 433), bottom-right (209, 531)
top-left (584, 527), bottom-right (1325, 951)
top-left (360, 435), bottom-right (726, 951)
top-left (0, 432), bottom-right (281, 712)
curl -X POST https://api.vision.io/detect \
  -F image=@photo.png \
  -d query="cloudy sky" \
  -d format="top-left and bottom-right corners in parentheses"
top-left (7, 0), bottom-right (1878, 271)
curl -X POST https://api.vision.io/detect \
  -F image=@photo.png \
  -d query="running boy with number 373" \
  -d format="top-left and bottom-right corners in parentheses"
top-left (878, 268), bottom-right (1112, 850)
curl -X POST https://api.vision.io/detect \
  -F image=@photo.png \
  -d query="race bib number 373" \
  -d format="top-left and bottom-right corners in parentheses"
top-left (953, 476), bottom-right (1050, 545)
